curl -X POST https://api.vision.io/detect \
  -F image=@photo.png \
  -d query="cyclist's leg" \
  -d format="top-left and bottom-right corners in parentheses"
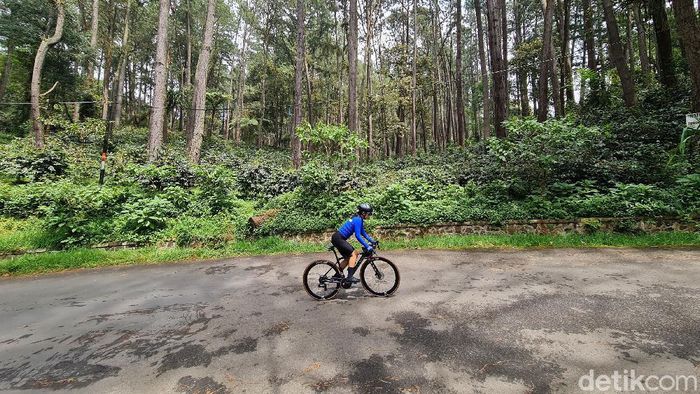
top-left (332, 232), bottom-right (354, 277)
top-left (346, 250), bottom-right (361, 279)
top-left (348, 250), bottom-right (360, 268)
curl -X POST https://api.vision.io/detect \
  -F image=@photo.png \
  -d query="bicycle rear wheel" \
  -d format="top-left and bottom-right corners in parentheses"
top-left (303, 260), bottom-right (341, 300)
top-left (360, 257), bottom-right (400, 296)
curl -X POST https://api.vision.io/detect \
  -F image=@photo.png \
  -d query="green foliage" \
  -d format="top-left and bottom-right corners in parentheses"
top-left (296, 122), bottom-right (368, 164)
top-left (41, 184), bottom-right (134, 247)
top-left (0, 142), bottom-right (68, 182)
top-left (164, 216), bottom-right (228, 247)
top-left (115, 197), bottom-right (175, 238)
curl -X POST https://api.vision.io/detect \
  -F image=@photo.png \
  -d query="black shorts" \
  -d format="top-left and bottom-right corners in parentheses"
top-left (331, 231), bottom-right (354, 258)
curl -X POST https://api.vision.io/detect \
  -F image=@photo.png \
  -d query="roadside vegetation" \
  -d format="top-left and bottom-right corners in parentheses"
top-left (1, 95), bottom-right (699, 253)
top-left (2, 232), bottom-right (699, 277)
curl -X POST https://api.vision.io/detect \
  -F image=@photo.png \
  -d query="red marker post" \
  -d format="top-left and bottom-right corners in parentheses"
top-left (99, 151), bottom-right (107, 185)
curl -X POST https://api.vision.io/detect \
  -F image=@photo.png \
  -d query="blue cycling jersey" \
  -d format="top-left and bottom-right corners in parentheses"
top-left (338, 215), bottom-right (374, 249)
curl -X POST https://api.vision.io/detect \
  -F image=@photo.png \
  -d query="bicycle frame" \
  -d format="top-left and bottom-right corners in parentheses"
top-left (329, 246), bottom-right (374, 269)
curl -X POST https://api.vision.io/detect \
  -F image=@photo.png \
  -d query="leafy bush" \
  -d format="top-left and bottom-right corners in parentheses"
top-left (115, 197), bottom-right (176, 238)
top-left (41, 184), bottom-right (136, 247)
top-left (0, 143), bottom-right (68, 182)
top-left (235, 162), bottom-right (298, 200)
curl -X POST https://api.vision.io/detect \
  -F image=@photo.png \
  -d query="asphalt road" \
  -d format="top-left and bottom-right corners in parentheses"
top-left (1, 248), bottom-right (699, 393)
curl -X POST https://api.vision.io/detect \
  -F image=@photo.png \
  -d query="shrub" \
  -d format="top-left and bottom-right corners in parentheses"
top-left (162, 215), bottom-right (238, 247)
top-left (0, 143), bottom-right (68, 182)
top-left (115, 196), bottom-right (176, 239)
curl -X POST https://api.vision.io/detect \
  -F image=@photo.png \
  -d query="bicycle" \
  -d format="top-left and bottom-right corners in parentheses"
top-left (302, 242), bottom-right (400, 300)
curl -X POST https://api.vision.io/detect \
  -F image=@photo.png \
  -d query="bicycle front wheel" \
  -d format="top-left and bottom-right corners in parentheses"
top-left (360, 257), bottom-right (400, 296)
top-left (303, 260), bottom-right (341, 300)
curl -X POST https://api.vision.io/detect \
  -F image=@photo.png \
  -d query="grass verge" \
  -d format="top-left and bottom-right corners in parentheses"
top-left (1, 232), bottom-right (699, 277)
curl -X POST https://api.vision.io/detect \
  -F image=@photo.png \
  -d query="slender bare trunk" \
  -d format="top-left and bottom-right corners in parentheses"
top-left (114, 0), bottom-right (131, 128)
top-left (487, 0), bottom-right (507, 137)
top-left (147, 0), bottom-right (170, 161)
top-left (31, 0), bottom-right (65, 149)
top-left (87, 0), bottom-right (99, 81)
top-left (234, 28), bottom-right (249, 144)
top-left (292, 0), bottom-right (304, 169)
top-left (537, 0), bottom-right (555, 121)
top-left (185, 0), bottom-right (192, 89)
top-left (455, 0), bottom-right (466, 146)
top-left (186, 0), bottom-right (217, 163)
top-left (348, 0), bottom-right (358, 136)
top-left (559, 0), bottom-right (573, 108)
top-left (601, 0), bottom-right (637, 106)
top-left (514, 0), bottom-right (529, 116)
top-left (366, 0), bottom-right (374, 158)
top-left (649, 0), bottom-right (675, 87)
top-left (632, 2), bottom-right (650, 76)
top-left (411, 0), bottom-right (419, 153)
top-left (475, 0), bottom-right (491, 137)
top-left (101, 3), bottom-right (116, 121)
top-left (672, 0), bottom-right (700, 111)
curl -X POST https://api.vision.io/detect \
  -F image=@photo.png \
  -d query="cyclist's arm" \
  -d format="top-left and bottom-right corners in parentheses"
top-left (360, 226), bottom-right (375, 245)
top-left (352, 217), bottom-right (371, 249)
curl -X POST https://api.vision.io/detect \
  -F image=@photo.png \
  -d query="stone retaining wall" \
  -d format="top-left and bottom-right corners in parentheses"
top-left (1, 217), bottom-right (696, 259)
top-left (283, 217), bottom-right (699, 243)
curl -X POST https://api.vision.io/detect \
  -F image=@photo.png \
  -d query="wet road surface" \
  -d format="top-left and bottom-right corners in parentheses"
top-left (1, 248), bottom-right (699, 393)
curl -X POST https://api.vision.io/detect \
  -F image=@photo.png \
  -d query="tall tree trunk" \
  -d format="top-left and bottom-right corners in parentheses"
top-left (223, 73), bottom-right (233, 139)
top-left (582, 0), bottom-right (597, 69)
top-left (0, 43), bottom-right (13, 102)
top-left (186, 0), bottom-right (216, 163)
top-left (626, 10), bottom-right (634, 71)
top-left (31, 0), bottom-right (65, 150)
top-left (87, 0), bottom-right (99, 81)
top-left (558, 0), bottom-right (574, 107)
top-left (234, 28), bottom-right (249, 143)
top-left (550, 38), bottom-right (563, 117)
top-left (349, 0), bottom-right (358, 134)
top-left (147, 0), bottom-right (170, 161)
top-left (443, 47), bottom-right (453, 144)
top-left (487, 0), bottom-right (507, 137)
top-left (101, 2), bottom-right (116, 121)
top-left (257, 11), bottom-right (268, 146)
top-left (185, 0), bottom-right (192, 89)
top-left (632, 2), bottom-right (651, 76)
top-left (514, 0), bottom-right (529, 116)
top-left (537, 0), bottom-right (555, 121)
top-left (335, 2), bottom-right (344, 124)
top-left (648, 0), bottom-right (676, 87)
top-left (601, 0), bottom-right (637, 107)
top-left (500, 0), bottom-right (509, 111)
top-left (114, 0), bottom-right (132, 128)
top-left (292, 0), bottom-right (304, 169)
top-left (475, 0), bottom-right (491, 137)
top-left (455, 0), bottom-right (466, 146)
top-left (411, 0), bottom-right (419, 153)
top-left (672, 0), bottom-right (700, 111)
top-left (366, 0), bottom-right (374, 158)
top-left (304, 57), bottom-right (314, 128)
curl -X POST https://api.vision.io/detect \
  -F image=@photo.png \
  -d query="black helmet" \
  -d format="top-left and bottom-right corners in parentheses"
top-left (358, 203), bottom-right (373, 215)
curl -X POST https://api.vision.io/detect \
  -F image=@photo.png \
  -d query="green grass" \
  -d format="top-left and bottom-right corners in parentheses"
top-left (0, 218), bottom-right (57, 254)
top-left (1, 232), bottom-right (698, 277)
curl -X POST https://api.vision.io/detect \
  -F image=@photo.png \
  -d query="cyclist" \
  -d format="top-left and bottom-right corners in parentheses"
top-left (331, 203), bottom-right (377, 283)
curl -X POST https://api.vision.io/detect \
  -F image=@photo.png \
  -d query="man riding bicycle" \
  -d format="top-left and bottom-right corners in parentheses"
top-left (331, 203), bottom-right (377, 284)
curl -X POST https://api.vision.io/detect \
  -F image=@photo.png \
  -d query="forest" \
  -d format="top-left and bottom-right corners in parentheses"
top-left (0, 0), bottom-right (699, 255)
